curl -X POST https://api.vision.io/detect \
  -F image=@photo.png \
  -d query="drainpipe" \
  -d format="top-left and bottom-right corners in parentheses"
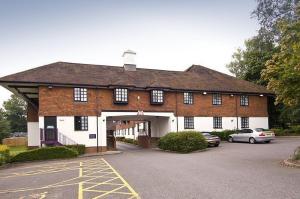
top-left (235, 95), bottom-right (239, 130)
top-left (176, 91), bottom-right (178, 132)
top-left (96, 116), bottom-right (99, 153)
top-left (96, 88), bottom-right (100, 153)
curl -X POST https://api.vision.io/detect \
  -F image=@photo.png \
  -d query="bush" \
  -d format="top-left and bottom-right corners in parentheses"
top-left (123, 138), bottom-right (138, 145)
top-left (65, 144), bottom-right (85, 155)
top-left (116, 137), bottom-right (125, 141)
top-left (272, 126), bottom-right (300, 136)
top-left (210, 130), bottom-right (236, 141)
top-left (158, 131), bottom-right (207, 153)
top-left (0, 145), bottom-right (10, 165)
top-left (293, 147), bottom-right (300, 160)
top-left (11, 146), bottom-right (78, 162)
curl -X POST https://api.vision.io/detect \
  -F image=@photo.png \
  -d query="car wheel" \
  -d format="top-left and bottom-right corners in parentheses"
top-left (249, 137), bottom-right (256, 144)
top-left (265, 140), bottom-right (271, 143)
top-left (214, 143), bottom-right (219, 147)
top-left (228, 137), bottom-right (233, 143)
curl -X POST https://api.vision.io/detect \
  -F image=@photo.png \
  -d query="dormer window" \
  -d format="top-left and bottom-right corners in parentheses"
top-left (151, 90), bottom-right (164, 104)
top-left (114, 88), bottom-right (128, 104)
top-left (184, 92), bottom-right (193, 104)
top-left (212, 93), bottom-right (222, 105)
top-left (74, 88), bottom-right (87, 102)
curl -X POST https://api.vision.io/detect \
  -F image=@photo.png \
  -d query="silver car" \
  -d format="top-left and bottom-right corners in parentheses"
top-left (228, 128), bottom-right (275, 144)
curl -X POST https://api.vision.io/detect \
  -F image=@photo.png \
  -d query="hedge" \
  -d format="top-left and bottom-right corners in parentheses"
top-left (158, 131), bottom-right (207, 153)
top-left (272, 125), bottom-right (300, 136)
top-left (123, 138), bottom-right (138, 145)
top-left (65, 144), bottom-right (85, 155)
top-left (11, 146), bottom-right (78, 162)
top-left (116, 137), bottom-right (138, 145)
top-left (293, 147), bottom-right (300, 160)
top-left (116, 137), bottom-right (125, 142)
top-left (0, 145), bottom-right (10, 165)
top-left (210, 130), bottom-right (236, 141)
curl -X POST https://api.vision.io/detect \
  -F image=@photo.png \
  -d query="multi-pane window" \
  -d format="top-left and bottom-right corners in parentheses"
top-left (240, 95), bottom-right (249, 106)
top-left (74, 88), bottom-right (87, 102)
top-left (114, 88), bottom-right (128, 103)
top-left (184, 117), bottom-right (194, 129)
top-left (241, 117), bottom-right (249, 128)
top-left (212, 93), bottom-right (222, 105)
top-left (184, 92), bottom-right (193, 104)
top-left (151, 90), bottom-right (164, 104)
top-left (213, 117), bottom-right (222, 129)
top-left (74, 116), bottom-right (88, 131)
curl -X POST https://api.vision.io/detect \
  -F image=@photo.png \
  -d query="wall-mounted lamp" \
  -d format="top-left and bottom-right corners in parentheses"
top-left (103, 119), bottom-right (106, 122)
top-left (230, 94), bottom-right (234, 97)
top-left (203, 92), bottom-right (207, 95)
top-left (259, 94), bottom-right (264, 97)
top-left (48, 85), bottom-right (53, 89)
top-left (172, 119), bottom-right (175, 122)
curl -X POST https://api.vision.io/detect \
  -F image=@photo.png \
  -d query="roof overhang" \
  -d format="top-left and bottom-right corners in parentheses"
top-left (0, 82), bottom-right (39, 109)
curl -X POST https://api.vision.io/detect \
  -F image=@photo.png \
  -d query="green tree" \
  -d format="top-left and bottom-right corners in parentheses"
top-left (262, 18), bottom-right (300, 114)
top-left (0, 108), bottom-right (10, 143)
top-left (3, 95), bottom-right (27, 133)
top-left (227, 34), bottom-right (276, 85)
top-left (252, 0), bottom-right (299, 41)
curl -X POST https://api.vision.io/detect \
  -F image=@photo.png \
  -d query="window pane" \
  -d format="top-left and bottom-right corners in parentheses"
top-left (74, 88), bottom-right (87, 102)
top-left (241, 117), bottom-right (249, 128)
top-left (115, 88), bottom-right (128, 103)
top-left (213, 117), bottom-right (222, 129)
top-left (151, 90), bottom-right (164, 103)
top-left (240, 95), bottom-right (249, 106)
top-left (212, 94), bottom-right (222, 105)
top-left (184, 92), bottom-right (193, 104)
top-left (184, 117), bottom-right (194, 129)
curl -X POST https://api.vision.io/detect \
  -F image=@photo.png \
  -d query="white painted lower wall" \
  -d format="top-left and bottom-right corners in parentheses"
top-left (33, 115), bottom-right (268, 147)
top-left (177, 117), bottom-right (269, 132)
top-left (39, 116), bottom-right (105, 147)
top-left (27, 122), bottom-right (40, 147)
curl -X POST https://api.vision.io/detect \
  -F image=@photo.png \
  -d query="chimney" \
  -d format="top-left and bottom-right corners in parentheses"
top-left (122, 50), bottom-right (136, 71)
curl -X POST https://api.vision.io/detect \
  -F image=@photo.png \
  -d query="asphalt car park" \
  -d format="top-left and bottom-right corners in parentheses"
top-left (0, 137), bottom-right (299, 199)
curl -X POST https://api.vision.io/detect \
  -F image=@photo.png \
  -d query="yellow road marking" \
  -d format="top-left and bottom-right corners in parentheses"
top-left (102, 158), bottom-right (139, 198)
top-left (78, 162), bottom-right (83, 199)
top-left (0, 158), bottom-right (139, 199)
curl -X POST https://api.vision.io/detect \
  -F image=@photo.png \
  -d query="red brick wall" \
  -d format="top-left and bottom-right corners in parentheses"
top-left (38, 87), bottom-right (268, 117)
top-left (27, 103), bottom-right (38, 122)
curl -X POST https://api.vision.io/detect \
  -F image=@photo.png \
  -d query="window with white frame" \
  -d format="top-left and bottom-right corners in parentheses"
top-left (74, 88), bottom-right (87, 102)
top-left (74, 116), bottom-right (88, 131)
top-left (114, 88), bottom-right (128, 103)
top-left (241, 117), bottom-right (249, 128)
top-left (151, 90), bottom-right (164, 104)
top-left (184, 92), bottom-right (193, 104)
top-left (213, 117), bottom-right (222, 129)
top-left (184, 117), bottom-right (194, 129)
top-left (212, 93), bottom-right (222, 105)
top-left (240, 95), bottom-right (249, 106)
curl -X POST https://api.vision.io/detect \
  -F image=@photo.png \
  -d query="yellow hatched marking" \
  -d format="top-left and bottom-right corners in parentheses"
top-left (0, 158), bottom-right (139, 199)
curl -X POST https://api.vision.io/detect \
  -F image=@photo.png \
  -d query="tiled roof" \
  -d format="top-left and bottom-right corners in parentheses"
top-left (0, 62), bottom-right (272, 94)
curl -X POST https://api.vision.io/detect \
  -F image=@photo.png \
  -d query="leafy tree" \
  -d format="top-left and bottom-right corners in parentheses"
top-left (0, 108), bottom-right (10, 143)
top-left (3, 95), bottom-right (27, 133)
top-left (262, 17), bottom-right (300, 111)
top-left (227, 34), bottom-right (276, 85)
top-left (252, 0), bottom-right (299, 41)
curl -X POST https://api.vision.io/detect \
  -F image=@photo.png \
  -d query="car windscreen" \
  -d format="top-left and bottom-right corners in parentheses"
top-left (255, 128), bottom-right (268, 132)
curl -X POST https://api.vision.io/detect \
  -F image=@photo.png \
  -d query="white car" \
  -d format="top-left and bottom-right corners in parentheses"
top-left (228, 128), bottom-right (275, 144)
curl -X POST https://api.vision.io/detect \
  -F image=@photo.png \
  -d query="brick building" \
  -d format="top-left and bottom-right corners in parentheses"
top-left (0, 51), bottom-right (272, 152)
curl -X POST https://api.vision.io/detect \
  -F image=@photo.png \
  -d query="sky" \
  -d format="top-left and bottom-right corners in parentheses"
top-left (0, 0), bottom-right (259, 106)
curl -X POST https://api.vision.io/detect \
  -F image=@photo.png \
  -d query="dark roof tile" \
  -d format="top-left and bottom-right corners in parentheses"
top-left (0, 62), bottom-right (272, 94)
